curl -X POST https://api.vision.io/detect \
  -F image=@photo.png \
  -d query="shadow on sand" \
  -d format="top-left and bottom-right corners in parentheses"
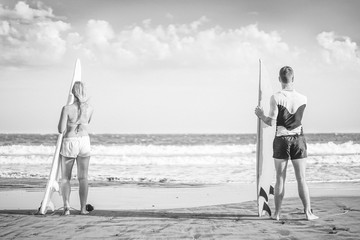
top-left (0, 209), bottom-right (268, 221)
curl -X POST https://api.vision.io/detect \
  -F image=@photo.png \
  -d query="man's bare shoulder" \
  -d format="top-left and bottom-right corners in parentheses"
top-left (294, 91), bottom-right (307, 102)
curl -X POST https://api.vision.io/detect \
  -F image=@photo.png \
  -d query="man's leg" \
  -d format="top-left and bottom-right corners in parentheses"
top-left (76, 156), bottom-right (90, 214)
top-left (273, 158), bottom-right (288, 220)
top-left (292, 158), bottom-right (319, 220)
top-left (61, 156), bottom-right (75, 215)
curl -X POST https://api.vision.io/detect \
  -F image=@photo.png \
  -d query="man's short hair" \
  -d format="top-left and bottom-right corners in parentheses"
top-left (279, 66), bottom-right (294, 83)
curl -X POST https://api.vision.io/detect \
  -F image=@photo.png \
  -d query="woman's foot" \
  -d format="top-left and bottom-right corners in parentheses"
top-left (80, 206), bottom-right (89, 215)
top-left (80, 210), bottom-right (89, 215)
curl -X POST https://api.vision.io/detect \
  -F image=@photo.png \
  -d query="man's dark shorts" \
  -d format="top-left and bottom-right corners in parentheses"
top-left (273, 135), bottom-right (307, 160)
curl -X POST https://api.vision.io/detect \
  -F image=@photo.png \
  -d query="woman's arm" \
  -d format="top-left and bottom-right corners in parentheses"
top-left (58, 106), bottom-right (67, 134)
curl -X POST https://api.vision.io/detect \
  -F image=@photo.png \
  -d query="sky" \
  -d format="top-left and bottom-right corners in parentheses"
top-left (0, 0), bottom-right (359, 134)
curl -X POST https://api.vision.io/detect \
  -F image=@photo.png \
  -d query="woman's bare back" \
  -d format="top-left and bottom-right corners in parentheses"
top-left (58, 103), bottom-right (93, 138)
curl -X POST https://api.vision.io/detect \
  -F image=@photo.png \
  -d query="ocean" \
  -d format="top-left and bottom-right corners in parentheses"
top-left (0, 133), bottom-right (359, 185)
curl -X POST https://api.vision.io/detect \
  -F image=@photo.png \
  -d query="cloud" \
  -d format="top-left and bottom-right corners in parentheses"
top-left (0, 1), bottom-right (55, 21)
top-left (165, 13), bottom-right (174, 21)
top-left (0, 1), bottom-right (70, 66)
top-left (80, 18), bottom-right (294, 69)
top-left (190, 16), bottom-right (209, 30)
top-left (86, 19), bottom-right (115, 45)
top-left (317, 31), bottom-right (360, 66)
top-left (0, 1), bottom-right (297, 70)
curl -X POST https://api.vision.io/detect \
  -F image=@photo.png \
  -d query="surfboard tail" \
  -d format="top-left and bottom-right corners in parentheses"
top-left (37, 199), bottom-right (55, 215)
top-left (258, 185), bottom-right (274, 217)
top-left (55, 158), bottom-right (62, 195)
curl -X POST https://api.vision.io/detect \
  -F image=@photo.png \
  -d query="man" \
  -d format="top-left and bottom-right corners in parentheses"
top-left (255, 66), bottom-right (318, 221)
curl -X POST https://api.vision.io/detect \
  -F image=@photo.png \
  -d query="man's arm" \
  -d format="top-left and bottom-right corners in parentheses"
top-left (255, 95), bottom-right (277, 126)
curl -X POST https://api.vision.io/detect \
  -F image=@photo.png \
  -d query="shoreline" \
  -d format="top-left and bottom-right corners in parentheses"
top-left (2, 177), bottom-right (360, 189)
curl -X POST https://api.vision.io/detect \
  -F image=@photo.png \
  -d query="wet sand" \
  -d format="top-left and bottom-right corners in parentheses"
top-left (1, 180), bottom-right (359, 239)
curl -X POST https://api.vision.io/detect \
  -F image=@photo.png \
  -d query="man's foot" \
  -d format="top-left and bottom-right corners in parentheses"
top-left (63, 207), bottom-right (70, 216)
top-left (304, 209), bottom-right (319, 220)
top-left (271, 212), bottom-right (280, 221)
top-left (306, 213), bottom-right (319, 221)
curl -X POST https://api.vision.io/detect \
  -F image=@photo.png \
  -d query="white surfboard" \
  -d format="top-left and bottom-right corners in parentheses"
top-left (37, 59), bottom-right (82, 215)
top-left (256, 59), bottom-right (275, 217)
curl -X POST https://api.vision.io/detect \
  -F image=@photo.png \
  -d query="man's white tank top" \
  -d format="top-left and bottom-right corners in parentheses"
top-left (273, 89), bottom-right (307, 136)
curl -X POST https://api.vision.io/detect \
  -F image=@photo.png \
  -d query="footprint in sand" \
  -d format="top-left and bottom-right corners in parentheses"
top-left (329, 226), bottom-right (350, 234)
top-left (193, 233), bottom-right (201, 239)
top-left (278, 229), bottom-right (290, 236)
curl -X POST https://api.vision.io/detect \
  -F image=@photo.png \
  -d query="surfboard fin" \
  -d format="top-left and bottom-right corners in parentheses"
top-left (259, 187), bottom-right (269, 202)
top-left (262, 202), bottom-right (272, 217)
top-left (269, 185), bottom-right (274, 195)
top-left (51, 181), bottom-right (60, 192)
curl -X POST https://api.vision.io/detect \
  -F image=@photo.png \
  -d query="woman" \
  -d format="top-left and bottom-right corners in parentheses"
top-left (58, 81), bottom-right (94, 215)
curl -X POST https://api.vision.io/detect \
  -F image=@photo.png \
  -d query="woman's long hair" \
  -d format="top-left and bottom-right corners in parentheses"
top-left (71, 81), bottom-right (88, 124)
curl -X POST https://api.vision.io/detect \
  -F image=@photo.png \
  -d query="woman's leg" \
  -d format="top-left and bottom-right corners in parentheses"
top-left (76, 156), bottom-right (90, 214)
top-left (292, 158), bottom-right (319, 220)
top-left (61, 156), bottom-right (75, 215)
top-left (273, 158), bottom-right (288, 220)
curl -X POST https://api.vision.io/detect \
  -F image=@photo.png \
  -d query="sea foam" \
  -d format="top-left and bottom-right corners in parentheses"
top-left (1, 141), bottom-right (359, 184)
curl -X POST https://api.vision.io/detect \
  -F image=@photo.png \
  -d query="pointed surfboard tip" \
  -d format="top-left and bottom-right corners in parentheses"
top-left (74, 58), bottom-right (81, 72)
top-left (72, 58), bottom-right (82, 83)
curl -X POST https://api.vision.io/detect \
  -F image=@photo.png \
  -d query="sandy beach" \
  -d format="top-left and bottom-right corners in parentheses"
top-left (1, 181), bottom-right (360, 239)
top-left (1, 0), bottom-right (360, 238)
